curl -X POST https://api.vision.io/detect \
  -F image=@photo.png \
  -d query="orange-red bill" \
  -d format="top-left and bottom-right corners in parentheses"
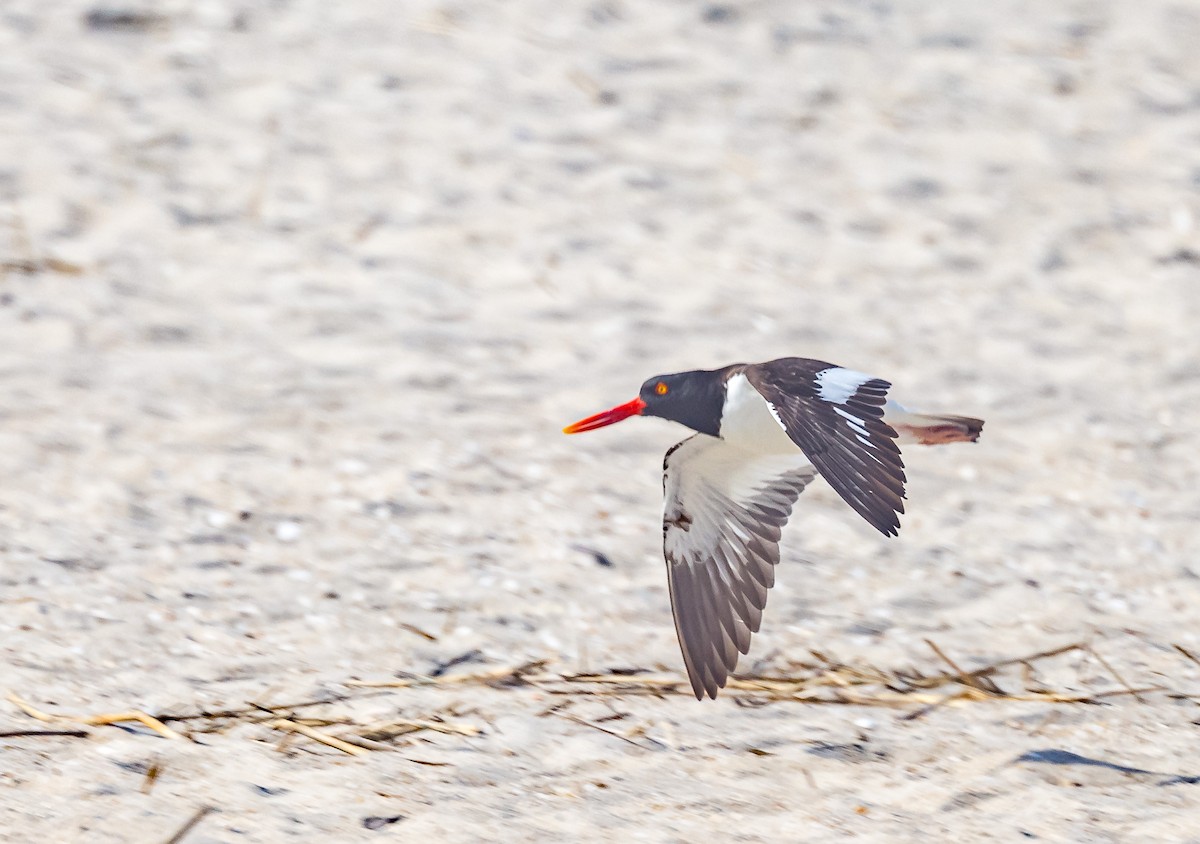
top-left (563, 397), bottom-right (646, 434)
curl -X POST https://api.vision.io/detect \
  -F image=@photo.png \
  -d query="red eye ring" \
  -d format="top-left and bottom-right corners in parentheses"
top-left (655, 382), bottom-right (668, 395)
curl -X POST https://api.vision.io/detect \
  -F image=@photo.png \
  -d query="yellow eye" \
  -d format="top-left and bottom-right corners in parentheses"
top-left (655, 382), bottom-right (668, 395)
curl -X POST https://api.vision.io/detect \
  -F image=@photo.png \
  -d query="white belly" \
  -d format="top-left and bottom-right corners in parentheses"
top-left (719, 373), bottom-right (803, 454)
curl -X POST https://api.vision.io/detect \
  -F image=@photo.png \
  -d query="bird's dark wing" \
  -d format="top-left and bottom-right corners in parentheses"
top-left (662, 435), bottom-right (817, 700)
top-left (745, 358), bottom-right (906, 536)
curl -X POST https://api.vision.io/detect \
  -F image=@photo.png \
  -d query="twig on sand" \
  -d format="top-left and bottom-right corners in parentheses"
top-left (162, 805), bottom-right (215, 844)
top-left (267, 719), bottom-right (368, 757)
top-left (5, 688), bottom-right (483, 756)
top-left (357, 718), bottom-right (481, 740)
top-left (924, 639), bottom-right (1000, 695)
top-left (1087, 645), bottom-right (1146, 704)
top-left (81, 712), bottom-right (183, 739)
top-left (399, 622), bottom-right (439, 642)
top-left (346, 660), bottom-right (547, 689)
top-left (560, 713), bottom-right (653, 751)
top-left (6, 694), bottom-right (182, 740)
top-left (0, 728), bottom-right (91, 738)
top-left (503, 641), bottom-right (1158, 709)
top-left (158, 692), bottom-right (368, 723)
top-left (337, 734), bottom-right (397, 752)
top-left (550, 708), bottom-right (657, 752)
top-left (141, 759), bottom-right (164, 794)
top-left (905, 641), bottom-right (1085, 690)
top-left (1173, 643), bottom-right (1200, 671)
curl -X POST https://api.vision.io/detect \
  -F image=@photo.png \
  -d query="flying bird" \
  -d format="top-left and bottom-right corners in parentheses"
top-left (563, 357), bottom-right (983, 700)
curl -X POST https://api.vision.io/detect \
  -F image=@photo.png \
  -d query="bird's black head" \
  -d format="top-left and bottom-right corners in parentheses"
top-left (563, 368), bottom-right (729, 437)
top-left (636, 370), bottom-right (726, 437)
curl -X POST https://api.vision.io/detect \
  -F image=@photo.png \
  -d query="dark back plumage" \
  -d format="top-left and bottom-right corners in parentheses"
top-left (745, 358), bottom-right (907, 536)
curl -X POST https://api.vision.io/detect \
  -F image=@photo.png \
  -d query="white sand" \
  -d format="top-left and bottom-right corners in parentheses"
top-left (2, 0), bottom-right (1199, 840)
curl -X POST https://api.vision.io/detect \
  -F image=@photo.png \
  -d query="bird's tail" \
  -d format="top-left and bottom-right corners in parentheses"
top-left (883, 402), bottom-right (984, 446)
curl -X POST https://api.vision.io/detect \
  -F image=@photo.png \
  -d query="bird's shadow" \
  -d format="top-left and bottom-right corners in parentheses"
top-left (1015, 748), bottom-right (1200, 786)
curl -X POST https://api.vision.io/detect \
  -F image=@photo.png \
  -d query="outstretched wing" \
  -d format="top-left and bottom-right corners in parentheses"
top-left (663, 435), bottom-right (817, 700)
top-left (745, 359), bottom-right (907, 536)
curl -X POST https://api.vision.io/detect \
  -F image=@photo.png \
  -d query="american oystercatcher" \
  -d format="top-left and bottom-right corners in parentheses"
top-left (564, 357), bottom-right (983, 700)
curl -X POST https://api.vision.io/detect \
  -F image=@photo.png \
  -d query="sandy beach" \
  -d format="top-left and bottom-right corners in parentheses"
top-left (2, 0), bottom-right (1199, 840)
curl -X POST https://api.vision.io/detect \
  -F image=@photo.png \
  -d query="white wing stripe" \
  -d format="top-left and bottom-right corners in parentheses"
top-left (815, 367), bottom-right (875, 404)
top-left (833, 405), bottom-right (871, 437)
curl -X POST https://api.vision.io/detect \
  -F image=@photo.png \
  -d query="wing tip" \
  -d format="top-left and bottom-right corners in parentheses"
top-left (692, 675), bottom-right (724, 700)
top-left (875, 507), bottom-right (903, 537)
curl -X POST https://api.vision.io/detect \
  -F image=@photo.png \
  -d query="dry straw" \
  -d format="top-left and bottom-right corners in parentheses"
top-left (3, 640), bottom-right (1181, 758)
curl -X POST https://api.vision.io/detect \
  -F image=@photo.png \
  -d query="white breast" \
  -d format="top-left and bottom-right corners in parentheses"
top-left (718, 373), bottom-right (803, 454)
